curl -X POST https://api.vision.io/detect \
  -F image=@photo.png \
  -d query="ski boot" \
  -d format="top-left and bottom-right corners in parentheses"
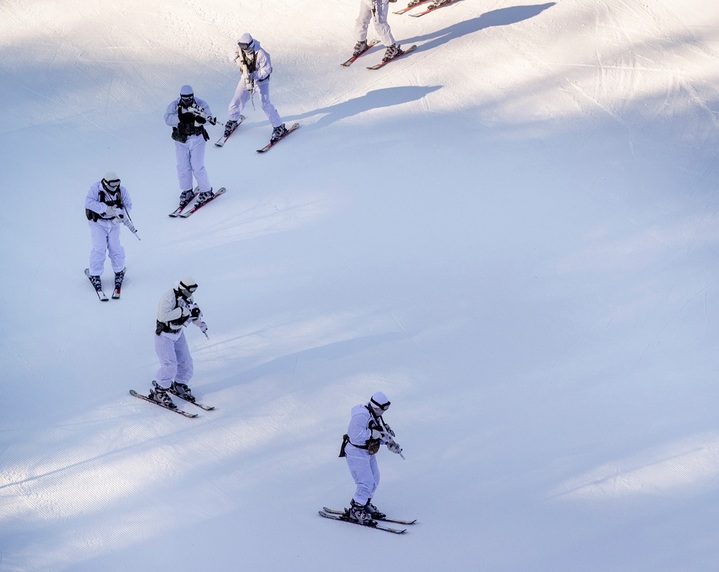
top-left (345, 499), bottom-right (374, 525)
top-left (224, 119), bottom-right (237, 137)
top-left (195, 188), bottom-right (214, 207)
top-left (150, 381), bottom-right (176, 409)
top-left (114, 268), bottom-right (125, 289)
top-left (366, 499), bottom-right (386, 519)
top-left (112, 268), bottom-right (125, 299)
top-left (352, 40), bottom-right (368, 57)
top-left (87, 273), bottom-right (102, 290)
top-left (270, 124), bottom-right (288, 143)
top-left (383, 44), bottom-right (401, 62)
top-left (178, 189), bottom-right (195, 210)
top-left (171, 381), bottom-right (195, 402)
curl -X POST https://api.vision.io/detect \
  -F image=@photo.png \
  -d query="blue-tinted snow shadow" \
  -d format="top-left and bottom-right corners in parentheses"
top-left (407, 3), bottom-right (556, 51)
top-left (287, 86), bottom-right (441, 129)
top-left (203, 330), bottom-right (413, 394)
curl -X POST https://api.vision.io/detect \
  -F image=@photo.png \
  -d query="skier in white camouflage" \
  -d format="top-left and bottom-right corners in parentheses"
top-left (84, 172), bottom-right (132, 295)
top-left (164, 85), bottom-right (215, 211)
top-left (148, 277), bottom-right (208, 409)
top-left (352, 0), bottom-right (402, 61)
top-left (339, 391), bottom-right (403, 524)
top-left (224, 33), bottom-right (288, 143)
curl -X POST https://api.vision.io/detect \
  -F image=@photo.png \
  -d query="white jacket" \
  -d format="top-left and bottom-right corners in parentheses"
top-left (346, 404), bottom-right (386, 452)
top-left (164, 97), bottom-right (213, 128)
top-left (85, 180), bottom-right (132, 221)
top-left (156, 288), bottom-right (201, 336)
top-left (232, 39), bottom-right (273, 83)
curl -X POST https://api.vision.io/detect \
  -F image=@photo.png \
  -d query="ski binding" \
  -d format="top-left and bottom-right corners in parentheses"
top-left (129, 389), bottom-right (198, 418)
top-left (318, 510), bottom-right (407, 534)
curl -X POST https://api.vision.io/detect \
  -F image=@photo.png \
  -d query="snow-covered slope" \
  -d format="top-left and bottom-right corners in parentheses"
top-left (2, 0), bottom-right (719, 570)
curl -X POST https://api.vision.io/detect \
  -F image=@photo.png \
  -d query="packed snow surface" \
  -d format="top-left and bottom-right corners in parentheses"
top-left (1, 0), bottom-right (719, 570)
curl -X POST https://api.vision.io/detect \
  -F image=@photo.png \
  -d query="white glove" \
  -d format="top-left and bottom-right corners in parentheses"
top-left (109, 206), bottom-right (124, 220)
top-left (244, 76), bottom-right (255, 91)
top-left (371, 428), bottom-right (385, 440)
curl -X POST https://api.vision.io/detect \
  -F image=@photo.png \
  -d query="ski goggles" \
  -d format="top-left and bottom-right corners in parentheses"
top-left (103, 178), bottom-right (121, 191)
top-left (370, 397), bottom-right (391, 412)
top-left (238, 41), bottom-right (253, 51)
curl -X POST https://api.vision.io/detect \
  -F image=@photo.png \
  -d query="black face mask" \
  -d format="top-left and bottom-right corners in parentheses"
top-left (180, 95), bottom-right (194, 107)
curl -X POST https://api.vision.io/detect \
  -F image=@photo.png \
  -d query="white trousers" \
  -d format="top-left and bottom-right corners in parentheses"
top-left (227, 79), bottom-right (282, 128)
top-left (345, 445), bottom-right (380, 505)
top-left (154, 331), bottom-right (193, 387)
top-left (355, 0), bottom-right (395, 47)
top-left (88, 219), bottom-right (125, 276)
top-left (174, 134), bottom-right (211, 193)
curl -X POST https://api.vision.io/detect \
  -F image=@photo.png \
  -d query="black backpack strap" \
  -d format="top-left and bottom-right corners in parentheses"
top-left (338, 434), bottom-right (349, 458)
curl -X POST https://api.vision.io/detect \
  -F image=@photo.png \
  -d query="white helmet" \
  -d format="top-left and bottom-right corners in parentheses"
top-left (369, 391), bottom-right (391, 416)
top-left (176, 276), bottom-right (198, 297)
top-left (237, 33), bottom-right (254, 51)
top-left (102, 171), bottom-right (121, 192)
top-left (179, 85), bottom-right (194, 106)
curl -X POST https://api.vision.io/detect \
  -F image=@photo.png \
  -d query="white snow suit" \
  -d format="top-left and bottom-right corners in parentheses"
top-left (154, 287), bottom-right (204, 388)
top-left (227, 39), bottom-right (283, 128)
top-left (85, 180), bottom-right (132, 276)
top-left (164, 96), bottom-right (213, 194)
top-left (344, 404), bottom-right (388, 505)
top-left (355, 0), bottom-right (396, 48)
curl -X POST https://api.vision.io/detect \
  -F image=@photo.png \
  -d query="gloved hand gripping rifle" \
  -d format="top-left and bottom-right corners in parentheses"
top-left (182, 103), bottom-right (217, 126)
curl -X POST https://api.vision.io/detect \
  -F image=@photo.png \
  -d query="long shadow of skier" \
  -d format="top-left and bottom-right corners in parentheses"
top-left (288, 85), bottom-right (441, 130)
top-left (407, 3), bottom-right (556, 51)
